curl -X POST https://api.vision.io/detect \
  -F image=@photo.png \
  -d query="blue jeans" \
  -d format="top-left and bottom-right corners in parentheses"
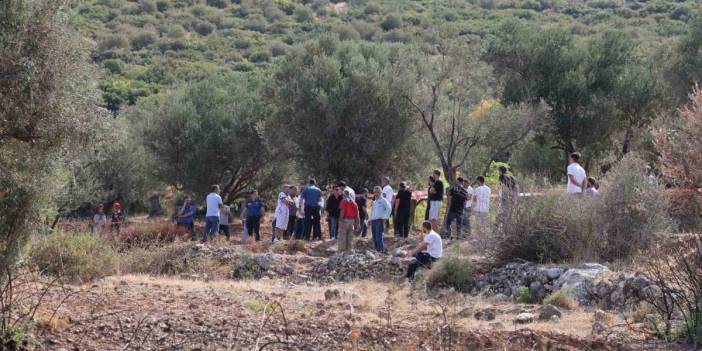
top-left (204, 216), bottom-right (219, 240)
top-left (371, 219), bottom-right (385, 253)
top-left (328, 217), bottom-right (339, 240)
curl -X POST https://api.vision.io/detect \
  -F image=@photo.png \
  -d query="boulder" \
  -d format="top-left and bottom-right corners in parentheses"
top-left (514, 312), bottom-right (535, 324)
top-left (474, 307), bottom-right (497, 321)
top-left (537, 304), bottom-right (562, 321)
top-left (555, 264), bottom-right (610, 288)
top-left (458, 307), bottom-right (474, 318)
top-left (488, 322), bottom-right (505, 330)
top-left (324, 289), bottom-right (341, 301)
top-left (365, 250), bottom-right (376, 260)
top-left (540, 267), bottom-right (564, 280)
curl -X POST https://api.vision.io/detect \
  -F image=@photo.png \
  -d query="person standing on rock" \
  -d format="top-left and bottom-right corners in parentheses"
top-left (204, 185), bottom-right (224, 242)
top-left (370, 186), bottom-right (392, 253)
top-left (405, 221), bottom-right (442, 281)
top-left (474, 176), bottom-right (491, 236)
top-left (300, 179), bottom-right (323, 241)
top-left (245, 190), bottom-right (265, 242)
top-left (393, 182), bottom-right (412, 238)
top-left (567, 152), bottom-right (587, 194)
top-left (445, 177), bottom-right (468, 240)
top-left (338, 189), bottom-right (360, 252)
top-left (428, 169), bottom-right (444, 230)
top-left (325, 185), bottom-right (342, 241)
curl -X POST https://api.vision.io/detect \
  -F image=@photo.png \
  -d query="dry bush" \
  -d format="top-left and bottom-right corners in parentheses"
top-left (424, 256), bottom-right (474, 293)
top-left (667, 188), bottom-right (702, 233)
top-left (490, 154), bottom-right (672, 263)
top-left (26, 232), bottom-right (116, 283)
top-left (119, 243), bottom-right (196, 275)
top-left (642, 235), bottom-right (702, 346)
top-left (543, 289), bottom-right (576, 310)
top-left (115, 222), bottom-right (187, 249)
top-left (656, 85), bottom-right (702, 189)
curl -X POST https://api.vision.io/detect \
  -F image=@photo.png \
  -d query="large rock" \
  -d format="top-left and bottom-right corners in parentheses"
top-left (555, 263), bottom-right (610, 305)
top-left (474, 307), bottom-right (497, 321)
top-left (514, 313), bottom-right (535, 324)
top-left (537, 304), bottom-right (562, 321)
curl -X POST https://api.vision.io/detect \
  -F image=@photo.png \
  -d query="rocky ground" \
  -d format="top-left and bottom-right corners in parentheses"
top-left (23, 219), bottom-right (684, 350)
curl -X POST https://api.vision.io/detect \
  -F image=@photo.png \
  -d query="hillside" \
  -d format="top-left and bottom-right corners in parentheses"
top-left (73, 0), bottom-right (700, 114)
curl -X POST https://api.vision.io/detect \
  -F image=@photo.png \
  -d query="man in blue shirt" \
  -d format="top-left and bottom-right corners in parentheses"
top-left (300, 179), bottom-right (323, 240)
top-left (176, 195), bottom-right (196, 240)
top-left (245, 190), bottom-right (265, 242)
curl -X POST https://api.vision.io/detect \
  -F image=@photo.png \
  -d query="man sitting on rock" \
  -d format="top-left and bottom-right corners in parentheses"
top-left (405, 221), bottom-right (443, 281)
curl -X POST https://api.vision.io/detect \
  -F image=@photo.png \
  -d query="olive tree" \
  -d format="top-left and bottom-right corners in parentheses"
top-left (0, 0), bottom-right (101, 271)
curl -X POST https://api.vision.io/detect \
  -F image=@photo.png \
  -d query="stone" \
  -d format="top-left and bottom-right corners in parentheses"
top-left (591, 321), bottom-right (608, 336)
top-left (458, 307), bottom-right (474, 318)
top-left (365, 250), bottom-right (376, 260)
top-left (494, 293), bottom-right (509, 302)
top-left (593, 309), bottom-right (608, 323)
top-left (550, 315), bottom-right (560, 323)
top-left (324, 289), bottom-right (341, 301)
top-left (540, 267), bottom-right (564, 280)
top-left (474, 307), bottom-right (497, 321)
top-left (254, 254), bottom-right (273, 271)
top-left (538, 304), bottom-right (562, 321)
top-left (514, 312), bottom-right (535, 324)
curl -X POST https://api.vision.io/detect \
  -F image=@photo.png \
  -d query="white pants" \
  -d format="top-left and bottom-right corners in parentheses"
top-left (428, 201), bottom-right (442, 220)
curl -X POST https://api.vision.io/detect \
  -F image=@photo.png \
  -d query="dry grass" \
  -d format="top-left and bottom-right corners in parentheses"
top-left (543, 289), bottom-right (577, 310)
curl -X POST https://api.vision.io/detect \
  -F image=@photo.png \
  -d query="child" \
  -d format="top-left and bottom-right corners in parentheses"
top-left (585, 177), bottom-right (599, 197)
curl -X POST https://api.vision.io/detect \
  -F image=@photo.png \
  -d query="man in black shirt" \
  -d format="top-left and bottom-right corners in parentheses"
top-left (356, 188), bottom-right (369, 237)
top-left (445, 177), bottom-right (468, 239)
top-left (393, 182), bottom-right (412, 238)
top-left (325, 186), bottom-right (342, 240)
top-left (428, 169), bottom-right (445, 230)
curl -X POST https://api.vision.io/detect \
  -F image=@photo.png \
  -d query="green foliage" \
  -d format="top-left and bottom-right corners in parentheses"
top-left (130, 31), bottom-right (157, 50)
top-left (27, 232), bottom-right (116, 282)
top-left (516, 286), bottom-right (538, 304)
top-left (424, 256), bottom-right (473, 292)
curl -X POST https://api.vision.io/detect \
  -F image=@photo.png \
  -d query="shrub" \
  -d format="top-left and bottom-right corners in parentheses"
top-left (97, 34), bottom-right (129, 52)
top-left (206, 0), bottom-right (228, 9)
top-left (667, 189), bottom-right (702, 232)
top-left (27, 232), bottom-right (116, 282)
top-left (115, 222), bottom-right (188, 249)
top-left (119, 243), bottom-right (193, 275)
top-left (103, 58), bottom-right (125, 74)
top-left (491, 154), bottom-right (672, 263)
top-left (243, 17), bottom-right (267, 32)
top-left (424, 256), bottom-right (473, 293)
top-left (516, 286), bottom-right (538, 304)
top-left (543, 289), bottom-right (576, 310)
top-left (293, 6), bottom-right (312, 23)
top-left (130, 32), bottom-right (157, 50)
top-left (193, 21), bottom-right (215, 36)
top-left (380, 14), bottom-right (402, 31)
top-left (268, 42), bottom-right (288, 57)
top-left (233, 38), bottom-right (251, 49)
top-left (248, 50), bottom-right (271, 63)
top-left (643, 235), bottom-right (702, 345)
top-left (230, 252), bottom-right (264, 279)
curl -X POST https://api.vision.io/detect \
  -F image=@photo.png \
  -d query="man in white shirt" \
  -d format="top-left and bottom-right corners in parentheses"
top-left (381, 176), bottom-right (394, 233)
top-left (567, 152), bottom-right (587, 194)
top-left (473, 176), bottom-right (491, 237)
top-left (204, 184), bottom-right (224, 242)
top-left (462, 178), bottom-right (474, 238)
top-left (405, 221), bottom-right (443, 280)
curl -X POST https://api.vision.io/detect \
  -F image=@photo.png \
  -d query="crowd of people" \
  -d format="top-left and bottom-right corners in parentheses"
top-left (91, 152), bottom-right (598, 280)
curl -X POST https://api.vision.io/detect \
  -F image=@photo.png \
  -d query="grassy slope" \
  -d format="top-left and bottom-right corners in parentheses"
top-left (71, 0), bottom-right (699, 112)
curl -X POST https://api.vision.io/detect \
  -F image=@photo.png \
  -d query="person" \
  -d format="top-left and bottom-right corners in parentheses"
top-left (381, 176), bottom-right (394, 233)
top-left (585, 177), bottom-right (599, 197)
top-left (394, 182), bottom-right (412, 238)
top-left (300, 179), bottom-right (323, 241)
top-left (274, 185), bottom-right (293, 243)
top-left (474, 176), bottom-right (491, 237)
top-left (498, 166), bottom-right (519, 218)
top-left (338, 189), bottom-right (360, 252)
top-left (370, 186), bottom-right (392, 253)
top-left (148, 192), bottom-right (163, 219)
top-left (356, 188), bottom-right (369, 238)
top-left (245, 190), bottom-right (265, 242)
top-left (110, 202), bottom-right (125, 233)
top-left (445, 177), bottom-right (468, 239)
top-left (405, 221), bottom-right (443, 281)
top-left (567, 152), bottom-right (587, 194)
top-left (424, 175), bottom-right (435, 221)
top-left (294, 186), bottom-right (305, 239)
top-left (462, 178), bottom-right (474, 238)
top-left (428, 170), bottom-right (444, 230)
top-left (92, 204), bottom-right (107, 234)
top-left (176, 196), bottom-right (196, 239)
top-left (325, 186), bottom-right (342, 240)
top-left (240, 197), bottom-right (249, 244)
top-left (219, 203), bottom-right (232, 240)
top-left (337, 180), bottom-right (355, 201)
top-left (204, 185), bottom-right (224, 242)
top-left (286, 185), bottom-right (299, 240)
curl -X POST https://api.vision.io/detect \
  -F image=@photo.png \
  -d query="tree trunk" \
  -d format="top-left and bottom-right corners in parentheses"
top-left (622, 127), bottom-right (633, 155)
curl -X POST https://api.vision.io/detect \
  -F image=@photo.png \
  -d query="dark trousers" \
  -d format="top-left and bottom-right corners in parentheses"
top-left (178, 222), bottom-right (195, 240)
top-left (295, 217), bottom-right (305, 239)
top-left (246, 215), bottom-right (261, 241)
top-left (219, 224), bottom-right (230, 239)
top-left (406, 252), bottom-right (437, 280)
top-left (286, 215), bottom-right (296, 239)
top-left (371, 219), bottom-right (385, 253)
top-left (395, 209), bottom-right (410, 238)
top-left (444, 210), bottom-right (464, 238)
top-left (303, 206), bottom-right (322, 240)
top-left (359, 217), bottom-right (367, 237)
